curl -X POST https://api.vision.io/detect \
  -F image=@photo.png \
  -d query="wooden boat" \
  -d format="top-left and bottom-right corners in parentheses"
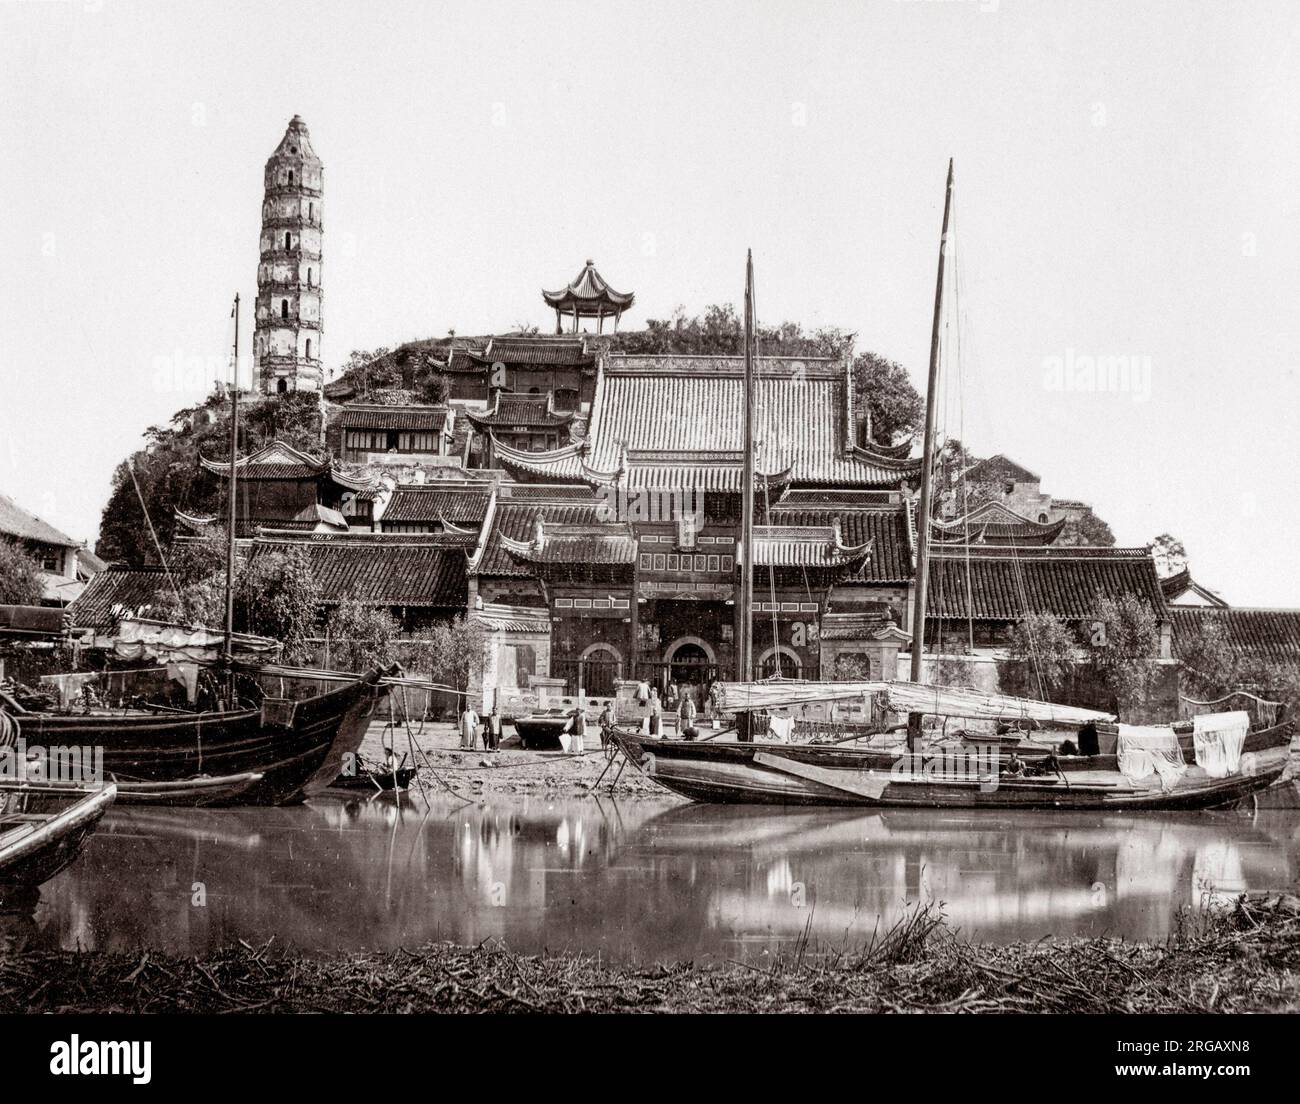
top-left (512, 709), bottom-right (574, 750)
top-left (331, 764), bottom-right (417, 792)
top-left (0, 782), bottom-right (117, 889)
top-left (6, 667), bottom-right (391, 806)
top-left (610, 714), bottom-right (1294, 810)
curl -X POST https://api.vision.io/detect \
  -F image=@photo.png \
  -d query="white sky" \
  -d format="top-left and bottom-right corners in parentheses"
top-left (1, 0), bottom-right (1296, 605)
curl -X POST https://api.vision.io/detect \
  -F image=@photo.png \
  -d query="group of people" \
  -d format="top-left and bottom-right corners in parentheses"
top-left (634, 680), bottom-right (703, 740)
top-left (457, 702), bottom-right (503, 752)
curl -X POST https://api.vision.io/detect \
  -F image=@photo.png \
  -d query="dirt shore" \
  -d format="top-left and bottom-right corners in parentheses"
top-left (359, 719), bottom-right (671, 798)
top-left (3, 896), bottom-right (1297, 1013)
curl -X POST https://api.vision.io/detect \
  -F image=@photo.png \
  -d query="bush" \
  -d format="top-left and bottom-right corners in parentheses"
top-left (0, 539), bottom-right (45, 605)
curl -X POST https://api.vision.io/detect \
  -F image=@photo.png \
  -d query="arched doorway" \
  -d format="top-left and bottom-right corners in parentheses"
top-left (663, 636), bottom-right (719, 705)
top-left (578, 643), bottom-right (621, 697)
top-left (758, 645), bottom-right (801, 679)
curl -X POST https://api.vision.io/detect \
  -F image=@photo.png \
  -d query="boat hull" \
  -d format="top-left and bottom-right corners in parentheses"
top-left (611, 722), bottom-right (1295, 811)
top-left (12, 669), bottom-right (389, 807)
top-left (0, 782), bottom-right (117, 889)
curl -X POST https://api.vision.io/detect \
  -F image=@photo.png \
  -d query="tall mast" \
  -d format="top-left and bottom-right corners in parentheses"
top-left (222, 293), bottom-right (240, 665)
top-left (737, 250), bottom-right (756, 682)
top-left (907, 159), bottom-right (954, 750)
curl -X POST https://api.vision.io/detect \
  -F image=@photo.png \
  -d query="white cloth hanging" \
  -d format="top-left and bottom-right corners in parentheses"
top-left (1117, 724), bottom-right (1187, 790)
top-left (1192, 711), bottom-right (1249, 778)
top-left (767, 715), bottom-right (794, 743)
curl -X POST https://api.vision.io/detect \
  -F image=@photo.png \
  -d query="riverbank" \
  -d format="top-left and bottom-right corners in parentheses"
top-left (360, 719), bottom-right (670, 798)
top-left (4, 896), bottom-right (1297, 1013)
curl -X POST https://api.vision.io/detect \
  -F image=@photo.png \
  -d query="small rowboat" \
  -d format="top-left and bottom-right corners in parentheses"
top-left (331, 765), bottom-right (417, 792)
top-left (0, 782), bottom-right (117, 890)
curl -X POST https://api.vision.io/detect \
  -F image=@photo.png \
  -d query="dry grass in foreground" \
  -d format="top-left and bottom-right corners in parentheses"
top-left (2, 895), bottom-right (1298, 1014)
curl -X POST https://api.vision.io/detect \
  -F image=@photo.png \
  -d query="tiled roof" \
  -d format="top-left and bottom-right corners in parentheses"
top-left (473, 603), bottom-right (551, 633)
top-left (201, 440), bottom-right (375, 492)
top-left (587, 360), bottom-right (921, 488)
top-left (335, 404), bottom-right (449, 432)
top-left (1160, 569), bottom-right (1229, 607)
top-left (753, 525), bottom-right (872, 568)
top-left (926, 546), bottom-right (1167, 621)
top-left (542, 261), bottom-right (634, 311)
top-left (1171, 608), bottom-right (1300, 664)
top-left (494, 358), bottom-right (921, 490)
top-left (251, 536), bottom-right (468, 608)
top-left (466, 393), bottom-right (574, 429)
top-left (475, 498), bottom-right (608, 576)
top-left (447, 336), bottom-right (597, 372)
top-left (0, 493), bottom-right (79, 548)
top-left (820, 612), bottom-right (907, 641)
top-left (504, 522), bottom-right (637, 565)
top-left (767, 505), bottom-right (912, 583)
top-left (69, 567), bottom-right (170, 630)
top-left (933, 502), bottom-right (1066, 546)
top-left (381, 487), bottom-right (492, 525)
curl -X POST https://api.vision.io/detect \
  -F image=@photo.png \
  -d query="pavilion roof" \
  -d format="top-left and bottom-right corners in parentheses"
top-left (542, 260), bottom-right (634, 315)
top-left (499, 520), bottom-right (637, 566)
top-left (767, 503), bottom-right (912, 583)
top-left (446, 335), bottom-right (598, 373)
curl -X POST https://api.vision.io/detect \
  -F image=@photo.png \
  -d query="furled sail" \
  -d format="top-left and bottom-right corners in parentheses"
top-left (716, 679), bottom-right (1116, 725)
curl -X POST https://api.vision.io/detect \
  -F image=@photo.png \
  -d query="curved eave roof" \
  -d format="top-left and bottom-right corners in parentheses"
top-left (542, 261), bottom-right (634, 312)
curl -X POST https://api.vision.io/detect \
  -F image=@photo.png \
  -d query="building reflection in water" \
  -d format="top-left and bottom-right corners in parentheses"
top-left (13, 797), bottom-right (1298, 963)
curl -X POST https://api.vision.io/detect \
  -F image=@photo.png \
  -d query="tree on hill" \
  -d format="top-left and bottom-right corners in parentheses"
top-left (0, 540), bottom-right (45, 605)
top-left (96, 392), bottom-right (324, 565)
top-left (1151, 533), bottom-right (1188, 578)
top-left (1057, 510), bottom-right (1116, 548)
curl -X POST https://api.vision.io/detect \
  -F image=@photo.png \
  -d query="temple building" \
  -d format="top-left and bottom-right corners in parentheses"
top-left (254, 116), bottom-right (324, 393)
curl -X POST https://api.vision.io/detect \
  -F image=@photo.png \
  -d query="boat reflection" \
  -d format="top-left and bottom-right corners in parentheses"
top-left (14, 797), bottom-right (1299, 963)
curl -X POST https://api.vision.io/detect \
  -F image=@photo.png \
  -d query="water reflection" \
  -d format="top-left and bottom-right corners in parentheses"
top-left (9, 796), bottom-right (1298, 962)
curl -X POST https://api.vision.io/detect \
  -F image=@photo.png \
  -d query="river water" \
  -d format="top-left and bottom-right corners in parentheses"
top-left (9, 795), bottom-right (1300, 962)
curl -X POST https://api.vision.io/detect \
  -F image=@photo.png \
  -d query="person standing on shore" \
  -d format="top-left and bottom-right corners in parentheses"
top-left (485, 703), bottom-right (502, 752)
top-left (570, 707), bottom-right (587, 754)
top-left (649, 687), bottom-right (662, 736)
top-left (459, 701), bottom-right (480, 751)
top-left (679, 693), bottom-right (697, 740)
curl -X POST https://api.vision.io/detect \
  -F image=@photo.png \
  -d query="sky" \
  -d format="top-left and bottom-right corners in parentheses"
top-left (0, 0), bottom-right (1296, 605)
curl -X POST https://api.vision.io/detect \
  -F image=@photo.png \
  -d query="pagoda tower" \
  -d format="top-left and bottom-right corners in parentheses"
top-left (254, 115), bottom-right (323, 393)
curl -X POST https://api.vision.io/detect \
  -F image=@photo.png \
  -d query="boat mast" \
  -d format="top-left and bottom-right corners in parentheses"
top-left (907, 159), bottom-right (954, 751)
top-left (222, 293), bottom-right (240, 666)
top-left (737, 250), bottom-right (756, 682)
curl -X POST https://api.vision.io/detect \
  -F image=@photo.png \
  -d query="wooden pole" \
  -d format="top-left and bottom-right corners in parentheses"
top-left (907, 159), bottom-right (954, 751)
top-left (223, 293), bottom-right (241, 667)
top-left (737, 250), bottom-right (756, 682)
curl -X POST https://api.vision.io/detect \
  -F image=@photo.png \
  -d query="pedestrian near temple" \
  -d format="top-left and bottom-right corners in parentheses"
top-left (485, 703), bottom-right (502, 752)
top-left (679, 693), bottom-right (698, 740)
top-left (459, 702), bottom-right (480, 751)
top-left (649, 687), bottom-right (662, 736)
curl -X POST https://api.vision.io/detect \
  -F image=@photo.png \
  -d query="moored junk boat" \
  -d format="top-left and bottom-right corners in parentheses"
top-left (0, 780), bottom-right (117, 892)
top-left (610, 681), bottom-right (1295, 810)
top-left (3, 666), bottom-right (393, 807)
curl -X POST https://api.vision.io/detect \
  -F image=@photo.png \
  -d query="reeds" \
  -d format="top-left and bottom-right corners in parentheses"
top-left (2, 895), bottom-right (1297, 1013)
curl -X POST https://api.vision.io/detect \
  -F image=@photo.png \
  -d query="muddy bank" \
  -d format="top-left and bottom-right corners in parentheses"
top-left (4, 897), bottom-right (1298, 1014)
top-left (360, 720), bottom-right (669, 798)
